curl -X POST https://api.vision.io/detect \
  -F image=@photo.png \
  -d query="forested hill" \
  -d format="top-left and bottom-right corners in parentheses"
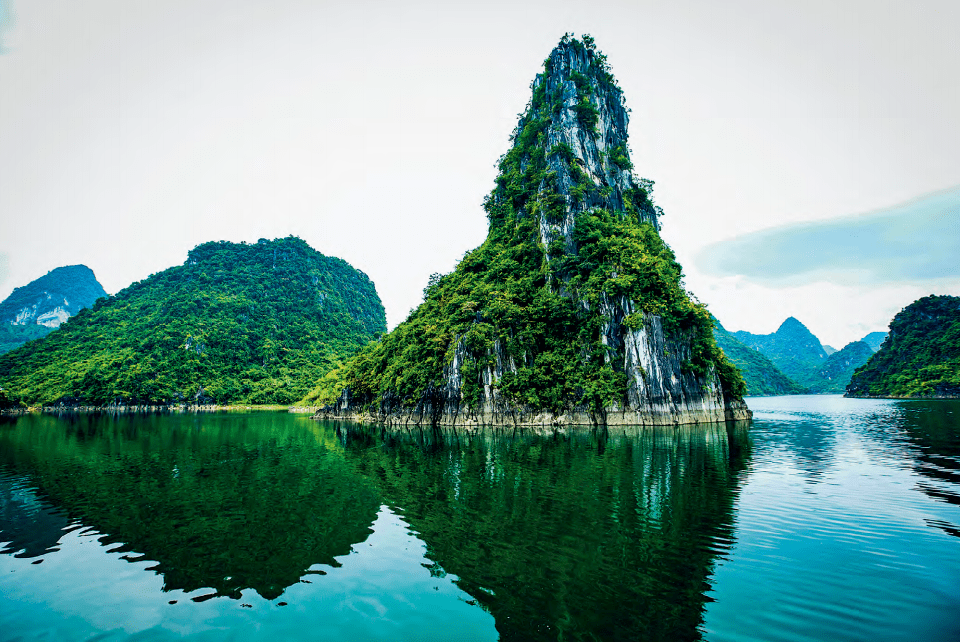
top-left (846, 295), bottom-right (960, 398)
top-left (0, 237), bottom-right (385, 406)
top-left (807, 341), bottom-right (874, 393)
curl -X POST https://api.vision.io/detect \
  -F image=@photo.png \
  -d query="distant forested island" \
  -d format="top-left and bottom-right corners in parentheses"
top-left (846, 295), bottom-right (960, 398)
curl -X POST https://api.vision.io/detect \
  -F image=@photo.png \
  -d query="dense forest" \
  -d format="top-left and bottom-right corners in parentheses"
top-left (727, 317), bottom-right (874, 394)
top-left (0, 237), bottom-right (385, 406)
top-left (846, 295), bottom-right (960, 398)
top-left (0, 324), bottom-right (51, 356)
top-left (806, 341), bottom-right (875, 394)
top-left (732, 317), bottom-right (828, 385)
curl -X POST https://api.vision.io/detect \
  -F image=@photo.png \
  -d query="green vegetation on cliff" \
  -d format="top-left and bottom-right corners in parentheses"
top-left (304, 36), bottom-right (744, 414)
top-left (847, 295), bottom-right (960, 398)
top-left (0, 237), bottom-right (385, 406)
top-left (713, 319), bottom-right (805, 396)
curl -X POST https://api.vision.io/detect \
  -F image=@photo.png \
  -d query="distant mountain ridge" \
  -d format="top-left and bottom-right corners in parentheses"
top-left (807, 341), bottom-right (874, 393)
top-left (0, 237), bottom-right (386, 406)
top-left (712, 319), bottom-right (806, 396)
top-left (723, 317), bottom-right (876, 394)
top-left (0, 265), bottom-right (107, 355)
top-left (847, 295), bottom-right (960, 398)
top-left (733, 317), bottom-right (828, 385)
top-left (859, 331), bottom-right (888, 352)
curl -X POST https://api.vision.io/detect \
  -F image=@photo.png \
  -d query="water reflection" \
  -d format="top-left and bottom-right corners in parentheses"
top-left (0, 474), bottom-right (72, 557)
top-left (705, 396), bottom-right (960, 642)
top-left (339, 422), bottom-right (751, 642)
top-left (896, 401), bottom-right (960, 537)
top-left (0, 412), bottom-right (381, 600)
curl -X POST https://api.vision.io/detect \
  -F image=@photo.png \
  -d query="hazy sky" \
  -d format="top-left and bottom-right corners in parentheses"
top-left (1, 0), bottom-right (958, 348)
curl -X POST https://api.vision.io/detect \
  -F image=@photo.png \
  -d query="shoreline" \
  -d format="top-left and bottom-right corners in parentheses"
top-left (1, 404), bottom-right (319, 416)
top-left (312, 405), bottom-right (752, 428)
top-left (843, 394), bottom-right (960, 400)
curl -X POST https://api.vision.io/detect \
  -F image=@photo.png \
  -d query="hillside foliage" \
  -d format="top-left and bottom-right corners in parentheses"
top-left (732, 317), bottom-right (828, 386)
top-left (0, 324), bottom-right (52, 356)
top-left (0, 237), bottom-right (385, 406)
top-left (847, 295), bottom-right (960, 398)
top-left (806, 341), bottom-right (874, 394)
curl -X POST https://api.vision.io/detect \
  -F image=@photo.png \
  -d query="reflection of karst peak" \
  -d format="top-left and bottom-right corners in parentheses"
top-left (340, 420), bottom-right (752, 641)
top-left (781, 420), bottom-right (837, 484)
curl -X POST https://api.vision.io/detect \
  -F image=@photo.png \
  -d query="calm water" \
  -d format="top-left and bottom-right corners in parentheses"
top-left (0, 396), bottom-right (957, 641)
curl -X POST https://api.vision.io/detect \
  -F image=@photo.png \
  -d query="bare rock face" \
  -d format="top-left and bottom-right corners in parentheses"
top-left (316, 35), bottom-right (750, 427)
top-left (0, 265), bottom-right (107, 329)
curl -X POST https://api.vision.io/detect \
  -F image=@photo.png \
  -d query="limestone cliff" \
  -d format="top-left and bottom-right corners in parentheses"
top-left (0, 265), bottom-right (108, 355)
top-left (0, 265), bottom-right (107, 328)
top-left (313, 35), bottom-right (750, 427)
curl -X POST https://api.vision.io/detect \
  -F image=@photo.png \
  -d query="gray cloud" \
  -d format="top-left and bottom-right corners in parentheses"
top-left (696, 186), bottom-right (960, 285)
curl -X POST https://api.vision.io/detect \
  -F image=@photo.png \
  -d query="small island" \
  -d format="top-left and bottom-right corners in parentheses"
top-left (311, 35), bottom-right (749, 427)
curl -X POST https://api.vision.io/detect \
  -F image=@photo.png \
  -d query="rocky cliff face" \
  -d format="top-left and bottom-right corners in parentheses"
top-left (316, 35), bottom-right (750, 427)
top-left (0, 265), bottom-right (107, 329)
top-left (0, 265), bottom-right (108, 356)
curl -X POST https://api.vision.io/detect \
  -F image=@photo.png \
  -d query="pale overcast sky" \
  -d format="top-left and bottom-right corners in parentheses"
top-left (1, 0), bottom-right (958, 348)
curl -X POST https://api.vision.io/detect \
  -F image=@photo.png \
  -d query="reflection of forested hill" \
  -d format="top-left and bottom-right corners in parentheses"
top-left (0, 474), bottom-right (72, 558)
top-left (342, 422), bottom-right (751, 641)
top-left (0, 413), bottom-right (381, 599)
top-left (896, 401), bottom-right (960, 538)
top-left (0, 411), bottom-right (754, 639)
